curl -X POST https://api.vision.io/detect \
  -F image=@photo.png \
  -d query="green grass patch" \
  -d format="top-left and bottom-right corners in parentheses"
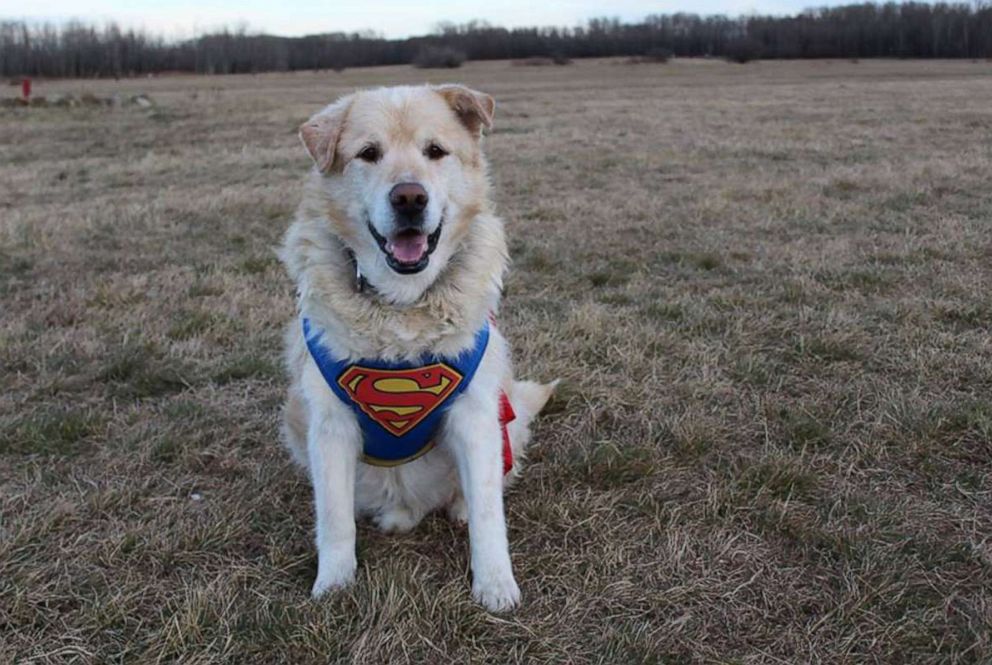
top-left (188, 281), bottom-right (224, 298)
top-left (0, 407), bottom-right (102, 455)
top-left (602, 622), bottom-right (693, 665)
top-left (939, 401), bottom-right (992, 438)
top-left (729, 353), bottom-right (782, 387)
top-left (652, 250), bottom-right (722, 272)
top-left (792, 335), bottom-right (863, 363)
top-left (779, 280), bottom-right (813, 304)
top-left (491, 126), bottom-right (534, 135)
top-left (0, 250), bottom-right (32, 276)
top-left (737, 455), bottom-right (818, 502)
top-left (689, 253), bottom-right (722, 271)
top-left (99, 344), bottom-right (192, 399)
top-left (586, 258), bottom-right (638, 287)
top-left (817, 267), bottom-right (892, 293)
top-left (588, 270), bottom-right (629, 287)
top-left (749, 503), bottom-right (861, 564)
top-left (212, 354), bottom-right (279, 385)
top-left (934, 303), bottom-right (992, 329)
top-left (575, 440), bottom-right (657, 489)
top-left (641, 301), bottom-right (684, 322)
top-left (519, 248), bottom-right (557, 273)
top-left (149, 435), bottom-right (185, 464)
top-left (145, 401), bottom-right (222, 464)
top-left (667, 425), bottom-right (714, 460)
top-left (880, 190), bottom-right (930, 213)
top-left (776, 407), bottom-right (832, 451)
top-left (167, 310), bottom-right (215, 341)
top-left (822, 178), bottom-right (866, 199)
top-left (523, 206), bottom-right (566, 222)
top-left (238, 255), bottom-right (279, 275)
top-left (163, 399), bottom-right (210, 421)
top-left (597, 292), bottom-right (634, 306)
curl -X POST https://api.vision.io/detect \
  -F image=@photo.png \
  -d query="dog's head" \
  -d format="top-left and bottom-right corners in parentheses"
top-left (299, 85), bottom-right (495, 303)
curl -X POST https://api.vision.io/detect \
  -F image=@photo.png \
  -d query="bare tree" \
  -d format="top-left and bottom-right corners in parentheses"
top-left (1, 5), bottom-right (990, 79)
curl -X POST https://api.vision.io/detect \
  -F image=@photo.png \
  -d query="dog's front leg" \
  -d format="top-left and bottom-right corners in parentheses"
top-left (307, 399), bottom-right (361, 598)
top-left (445, 388), bottom-right (520, 612)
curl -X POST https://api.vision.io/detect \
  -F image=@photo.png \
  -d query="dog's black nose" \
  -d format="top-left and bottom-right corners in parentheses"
top-left (389, 182), bottom-right (428, 220)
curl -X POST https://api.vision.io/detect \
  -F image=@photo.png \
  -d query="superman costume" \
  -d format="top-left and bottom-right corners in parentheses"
top-left (303, 318), bottom-right (515, 472)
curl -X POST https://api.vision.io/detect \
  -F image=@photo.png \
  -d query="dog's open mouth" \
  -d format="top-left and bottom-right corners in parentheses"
top-left (368, 221), bottom-right (442, 274)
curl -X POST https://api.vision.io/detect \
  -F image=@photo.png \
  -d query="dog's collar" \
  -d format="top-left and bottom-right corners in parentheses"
top-left (344, 248), bottom-right (370, 293)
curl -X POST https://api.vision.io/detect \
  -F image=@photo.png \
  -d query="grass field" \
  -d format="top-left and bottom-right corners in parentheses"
top-left (2, 58), bottom-right (992, 663)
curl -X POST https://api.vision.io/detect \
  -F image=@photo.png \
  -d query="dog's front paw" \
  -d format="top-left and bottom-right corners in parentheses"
top-left (311, 550), bottom-right (356, 599)
top-left (472, 570), bottom-right (521, 612)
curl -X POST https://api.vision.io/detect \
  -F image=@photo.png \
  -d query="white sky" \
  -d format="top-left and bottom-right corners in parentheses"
top-left (3, 0), bottom-right (868, 39)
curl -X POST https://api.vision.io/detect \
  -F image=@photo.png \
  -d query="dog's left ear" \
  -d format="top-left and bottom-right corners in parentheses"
top-left (435, 85), bottom-right (495, 137)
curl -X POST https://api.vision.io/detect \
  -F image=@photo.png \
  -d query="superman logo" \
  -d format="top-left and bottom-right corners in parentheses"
top-left (337, 363), bottom-right (463, 436)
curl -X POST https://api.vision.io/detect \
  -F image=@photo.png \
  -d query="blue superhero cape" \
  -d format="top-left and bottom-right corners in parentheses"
top-left (302, 318), bottom-right (490, 466)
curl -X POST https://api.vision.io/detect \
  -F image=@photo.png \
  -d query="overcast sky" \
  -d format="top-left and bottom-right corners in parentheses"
top-left (3, 0), bottom-right (868, 39)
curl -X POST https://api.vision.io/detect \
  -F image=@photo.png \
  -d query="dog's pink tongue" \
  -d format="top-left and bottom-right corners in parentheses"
top-left (388, 232), bottom-right (428, 263)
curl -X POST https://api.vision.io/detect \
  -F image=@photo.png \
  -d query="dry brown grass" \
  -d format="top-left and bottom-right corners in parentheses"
top-left (2, 58), bottom-right (992, 663)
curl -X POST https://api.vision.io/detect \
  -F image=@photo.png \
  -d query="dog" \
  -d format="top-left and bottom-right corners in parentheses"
top-left (279, 84), bottom-right (555, 612)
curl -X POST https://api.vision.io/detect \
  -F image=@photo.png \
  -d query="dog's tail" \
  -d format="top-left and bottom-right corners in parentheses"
top-left (504, 379), bottom-right (558, 484)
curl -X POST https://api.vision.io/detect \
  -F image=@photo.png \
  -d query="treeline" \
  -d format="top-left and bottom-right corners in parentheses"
top-left (2, 3), bottom-right (992, 78)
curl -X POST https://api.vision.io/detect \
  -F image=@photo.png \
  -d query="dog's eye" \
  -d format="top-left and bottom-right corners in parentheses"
top-left (357, 145), bottom-right (381, 163)
top-left (425, 143), bottom-right (448, 160)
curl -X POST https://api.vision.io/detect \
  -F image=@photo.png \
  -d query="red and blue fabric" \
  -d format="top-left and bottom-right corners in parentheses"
top-left (303, 318), bottom-right (514, 472)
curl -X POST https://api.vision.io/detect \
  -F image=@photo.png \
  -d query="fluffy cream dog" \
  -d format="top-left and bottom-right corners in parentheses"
top-left (280, 84), bottom-right (554, 611)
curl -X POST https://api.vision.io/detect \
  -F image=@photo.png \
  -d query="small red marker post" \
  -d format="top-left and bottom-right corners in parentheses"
top-left (21, 78), bottom-right (31, 100)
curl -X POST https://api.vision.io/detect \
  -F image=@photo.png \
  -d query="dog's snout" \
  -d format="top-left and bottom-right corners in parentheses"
top-left (389, 182), bottom-right (428, 220)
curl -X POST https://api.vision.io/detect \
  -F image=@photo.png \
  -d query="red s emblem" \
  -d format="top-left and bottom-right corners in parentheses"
top-left (337, 363), bottom-right (463, 436)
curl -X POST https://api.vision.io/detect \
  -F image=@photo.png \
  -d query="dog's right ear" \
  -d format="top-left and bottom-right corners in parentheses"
top-left (299, 97), bottom-right (351, 173)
